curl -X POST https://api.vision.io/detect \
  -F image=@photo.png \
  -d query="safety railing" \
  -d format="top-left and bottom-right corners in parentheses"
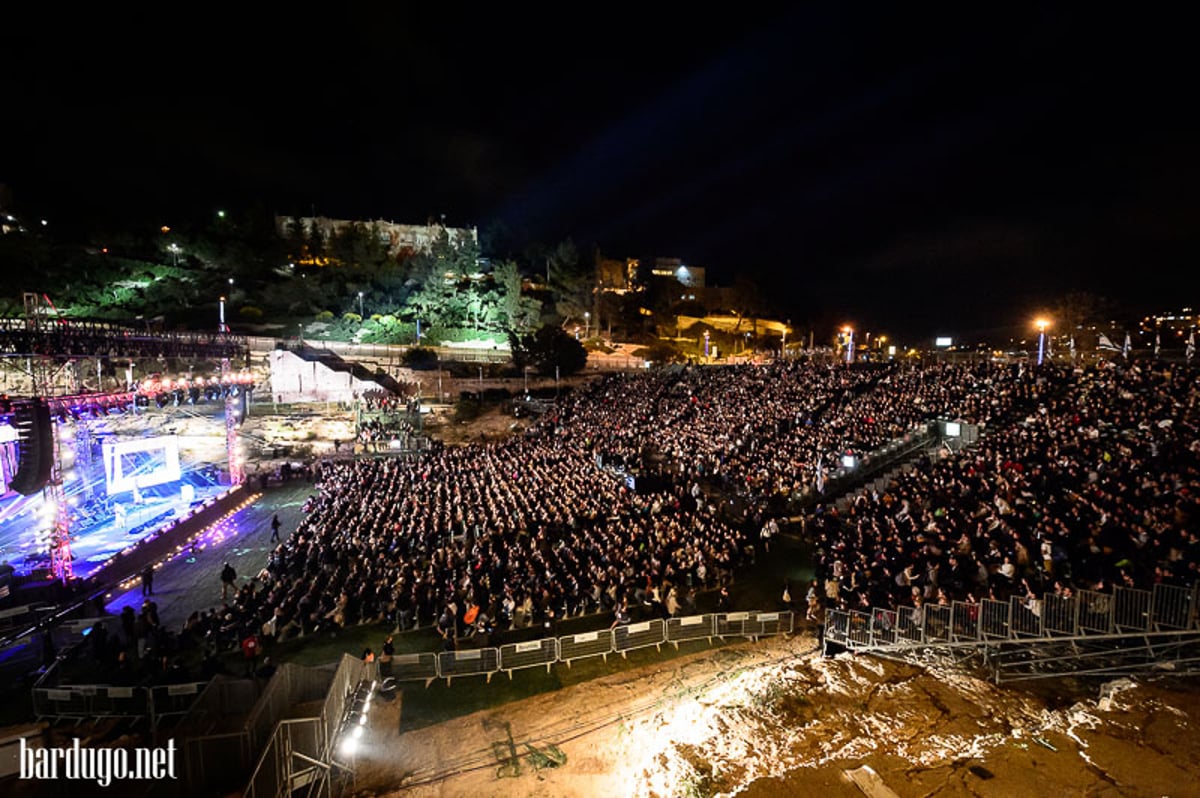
top-left (499, 638), bottom-right (558, 678)
top-left (826, 583), bottom-right (1200, 651)
top-left (558, 629), bottom-right (615, 667)
top-left (383, 652), bottom-right (439, 686)
top-left (381, 611), bottom-right (795, 685)
top-left (438, 648), bottom-right (501, 685)
top-left (31, 682), bottom-right (205, 730)
top-left (614, 619), bottom-right (666, 657)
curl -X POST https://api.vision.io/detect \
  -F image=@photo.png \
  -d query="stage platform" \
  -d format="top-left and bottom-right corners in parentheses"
top-left (0, 482), bottom-right (228, 582)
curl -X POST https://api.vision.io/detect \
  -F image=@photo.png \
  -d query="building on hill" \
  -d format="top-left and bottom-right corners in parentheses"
top-left (649, 257), bottom-right (705, 288)
top-left (274, 216), bottom-right (478, 258)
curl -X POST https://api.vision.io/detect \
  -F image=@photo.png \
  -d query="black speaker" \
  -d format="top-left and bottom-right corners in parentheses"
top-left (9, 399), bottom-right (53, 495)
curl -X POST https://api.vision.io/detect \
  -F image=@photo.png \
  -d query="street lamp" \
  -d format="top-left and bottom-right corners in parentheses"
top-left (842, 326), bottom-right (855, 364)
top-left (584, 311), bottom-right (590, 339)
top-left (167, 243), bottom-right (181, 266)
top-left (357, 291), bottom-right (364, 319)
top-left (1035, 318), bottom-right (1051, 365)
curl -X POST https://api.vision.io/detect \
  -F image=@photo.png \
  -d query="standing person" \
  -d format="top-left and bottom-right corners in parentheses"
top-left (379, 634), bottom-right (395, 678)
top-left (221, 561), bottom-right (237, 600)
top-left (141, 564), bottom-right (154, 596)
top-left (270, 514), bottom-right (282, 543)
top-left (761, 518), bottom-right (777, 554)
top-left (717, 585), bottom-right (732, 613)
top-left (240, 629), bottom-right (260, 676)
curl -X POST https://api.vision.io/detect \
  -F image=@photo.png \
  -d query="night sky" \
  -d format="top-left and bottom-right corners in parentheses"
top-left (5, 8), bottom-right (1198, 341)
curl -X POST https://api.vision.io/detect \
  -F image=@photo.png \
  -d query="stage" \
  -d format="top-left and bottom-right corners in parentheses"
top-left (1, 412), bottom-right (234, 582)
top-left (0, 479), bottom-right (229, 582)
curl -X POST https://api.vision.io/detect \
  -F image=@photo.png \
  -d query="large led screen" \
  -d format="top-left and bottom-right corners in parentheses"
top-left (102, 436), bottom-right (182, 496)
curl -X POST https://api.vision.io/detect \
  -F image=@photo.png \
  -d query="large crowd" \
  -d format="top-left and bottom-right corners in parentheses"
top-left (806, 362), bottom-right (1200, 618)
top-left (137, 358), bottom-right (1198, 672)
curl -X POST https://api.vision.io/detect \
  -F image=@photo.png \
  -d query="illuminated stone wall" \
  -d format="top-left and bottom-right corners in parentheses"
top-left (267, 350), bottom-right (393, 404)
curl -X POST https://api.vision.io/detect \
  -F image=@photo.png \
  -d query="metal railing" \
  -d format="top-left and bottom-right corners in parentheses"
top-left (244, 654), bottom-right (372, 798)
top-left (385, 611), bottom-right (794, 686)
top-left (32, 681), bottom-right (203, 730)
top-left (825, 583), bottom-right (1199, 658)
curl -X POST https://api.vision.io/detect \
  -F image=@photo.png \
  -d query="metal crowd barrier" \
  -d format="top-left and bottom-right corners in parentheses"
top-left (826, 582), bottom-right (1200, 651)
top-left (367, 610), bottom-right (802, 688)
top-left (1078, 589), bottom-right (1114, 633)
top-left (666, 614), bottom-right (716, 648)
top-left (437, 647), bottom-right (500, 685)
top-left (1151, 583), bottom-right (1196, 630)
top-left (951, 601), bottom-right (979, 642)
top-left (1114, 587), bottom-right (1151, 631)
top-left (499, 638), bottom-right (558, 677)
top-left (387, 652), bottom-right (440, 686)
top-left (0, 603), bottom-right (52, 635)
top-left (614, 619), bottom-right (666, 657)
top-left (33, 684), bottom-right (150, 721)
top-left (558, 629), bottom-right (614, 667)
top-left (1010, 596), bottom-right (1043, 637)
top-left (1043, 593), bottom-right (1078, 636)
top-left (151, 682), bottom-right (205, 730)
top-left (981, 599), bottom-right (1010, 639)
top-left (925, 605), bottom-right (952, 643)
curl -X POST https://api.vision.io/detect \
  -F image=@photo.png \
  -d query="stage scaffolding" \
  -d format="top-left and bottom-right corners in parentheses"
top-left (3, 296), bottom-right (253, 583)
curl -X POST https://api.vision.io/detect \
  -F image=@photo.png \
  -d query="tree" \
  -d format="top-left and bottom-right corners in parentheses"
top-left (511, 324), bottom-right (588, 376)
top-left (1050, 291), bottom-right (1115, 350)
top-left (494, 260), bottom-right (541, 331)
top-left (403, 347), bottom-right (439, 370)
top-left (540, 238), bottom-right (592, 325)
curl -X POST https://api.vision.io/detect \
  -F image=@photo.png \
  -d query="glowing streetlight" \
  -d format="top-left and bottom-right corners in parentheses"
top-left (167, 242), bottom-right (181, 266)
top-left (1034, 318), bottom-right (1051, 365)
top-left (584, 311), bottom-right (590, 339)
top-left (357, 291), bottom-right (364, 318)
top-left (842, 325), bottom-right (855, 363)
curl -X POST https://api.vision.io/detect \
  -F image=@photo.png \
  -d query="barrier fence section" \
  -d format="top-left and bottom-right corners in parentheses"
top-left (379, 610), bottom-right (795, 688)
top-left (666, 614), bottom-right (716, 648)
top-left (614, 619), bottom-right (666, 657)
top-left (0, 603), bottom-right (52, 634)
top-left (499, 638), bottom-right (558, 677)
top-left (558, 629), bottom-right (615, 667)
top-left (178, 677), bottom-right (260, 793)
top-left (33, 683), bottom-right (150, 722)
top-left (384, 652), bottom-right (439, 685)
top-left (149, 682), bottom-right (205, 731)
top-left (1043, 594), bottom-right (1078, 636)
top-left (437, 647), bottom-right (500, 685)
top-left (1114, 587), bottom-right (1151, 632)
top-left (951, 601), bottom-right (979, 642)
top-left (1078, 589), bottom-right (1114, 633)
top-left (1152, 583), bottom-right (1197, 630)
top-left (826, 582), bottom-right (1200, 651)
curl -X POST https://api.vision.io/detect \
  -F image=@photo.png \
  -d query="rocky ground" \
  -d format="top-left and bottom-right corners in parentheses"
top-left (346, 634), bottom-right (1200, 798)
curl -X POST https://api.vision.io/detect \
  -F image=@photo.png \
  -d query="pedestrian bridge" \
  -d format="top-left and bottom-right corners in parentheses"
top-left (824, 582), bottom-right (1200, 683)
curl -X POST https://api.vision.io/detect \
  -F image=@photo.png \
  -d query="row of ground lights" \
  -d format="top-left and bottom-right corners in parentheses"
top-left (110, 491), bottom-right (262, 597)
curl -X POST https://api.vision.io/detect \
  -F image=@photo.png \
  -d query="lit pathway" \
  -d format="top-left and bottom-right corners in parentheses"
top-left (102, 482), bottom-right (316, 633)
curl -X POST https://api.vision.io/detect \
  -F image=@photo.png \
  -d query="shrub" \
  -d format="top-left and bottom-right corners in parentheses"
top-left (403, 347), bottom-right (440, 370)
